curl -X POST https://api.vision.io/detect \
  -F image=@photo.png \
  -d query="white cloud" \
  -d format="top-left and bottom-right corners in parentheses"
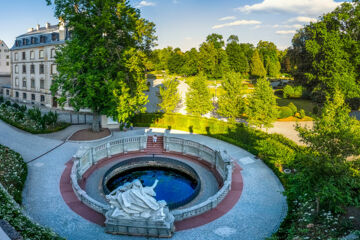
top-left (288, 16), bottom-right (318, 23)
top-left (212, 20), bottom-right (261, 29)
top-left (276, 30), bottom-right (297, 35)
top-left (237, 0), bottom-right (342, 16)
top-left (219, 16), bottom-right (236, 21)
top-left (185, 37), bottom-right (192, 40)
top-left (137, 1), bottom-right (156, 8)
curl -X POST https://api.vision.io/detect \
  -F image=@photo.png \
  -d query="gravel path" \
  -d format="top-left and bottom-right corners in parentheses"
top-left (0, 122), bottom-right (287, 240)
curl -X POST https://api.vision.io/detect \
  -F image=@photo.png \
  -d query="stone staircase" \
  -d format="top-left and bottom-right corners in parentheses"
top-left (145, 136), bottom-right (164, 154)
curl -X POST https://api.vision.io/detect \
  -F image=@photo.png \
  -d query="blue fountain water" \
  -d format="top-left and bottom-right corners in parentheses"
top-left (106, 167), bottom-right (198, 209)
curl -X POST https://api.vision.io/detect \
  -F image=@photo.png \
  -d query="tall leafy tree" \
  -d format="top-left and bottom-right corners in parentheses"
top-left (257, 40), bottom-right (281, 77)
top-left (226, 36), bottom-right (249, 74)
top-left (168, 48), bottom-right (185, 74)
top-left (250, 50), bottom-right (266, 78)
top-left (158, 78), bottom-right (180, 113)
top-left (206, 33), bottom-right (225, 49)
top-left (296, 90), bottom-right (360, 159)
top-left (290, 1), bottom-right (360, 102)
top-left (198, 42), bottom-right (217, 78)
top-left (47, 0), bottom-right (156, 131)
top-left (246, 78), bottom-right (278, 128)
top-left (217, 71), bottom-right (247, 120)
top-left (181, 48), bottom-right (199, 76)
top-left (186, 73), bottom-right (213, 116)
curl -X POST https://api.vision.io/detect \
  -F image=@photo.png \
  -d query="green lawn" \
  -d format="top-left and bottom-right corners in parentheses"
top-left (277, 98), bottom-right (317, 116)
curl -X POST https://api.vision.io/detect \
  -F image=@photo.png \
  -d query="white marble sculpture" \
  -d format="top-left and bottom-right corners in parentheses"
top-left (105, 179), bottom-right (167, 220)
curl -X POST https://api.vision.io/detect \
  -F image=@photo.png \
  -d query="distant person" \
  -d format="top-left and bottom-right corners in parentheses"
top-left (153, 135), bottom-right (157, 143)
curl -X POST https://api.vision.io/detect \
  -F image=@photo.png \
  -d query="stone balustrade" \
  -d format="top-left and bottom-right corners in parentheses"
top-left (71, 133), bottom-right (233, 221)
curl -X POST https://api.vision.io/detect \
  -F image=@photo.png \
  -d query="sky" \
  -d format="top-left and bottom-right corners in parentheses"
top-left (0, 0), bottom-right (347, 51)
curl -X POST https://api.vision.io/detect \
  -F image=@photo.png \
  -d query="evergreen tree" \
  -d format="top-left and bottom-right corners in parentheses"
top-left (246, 78), bottom-right (278, 128)
top-left (158, 78), bottom-right (180, 113)
top-left (181, 48), bottom-right (199, 76)
top-left (250, 50), bottom-right (266, 78)
top-left (226, 39), bottom-right (249, 74)
top-left (217, 72), bottom-right (247, 120)
top-left (47, 0), bottom-right (156, 131)
top-left (186, 73), bottom-right (213, 115)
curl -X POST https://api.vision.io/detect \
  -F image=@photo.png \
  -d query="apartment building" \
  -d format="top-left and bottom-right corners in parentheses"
top-left (10, 22), bottom-right (68, 108)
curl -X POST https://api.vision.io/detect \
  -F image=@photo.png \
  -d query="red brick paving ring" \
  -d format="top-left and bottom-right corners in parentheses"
top-left (60, 151), bottom-right (243, 231)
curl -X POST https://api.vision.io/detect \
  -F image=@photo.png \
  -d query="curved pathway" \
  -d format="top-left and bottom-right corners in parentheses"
top-left (0, 120), bottom-right (287, 240)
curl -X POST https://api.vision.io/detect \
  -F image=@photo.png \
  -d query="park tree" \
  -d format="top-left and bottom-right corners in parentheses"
top-left (226, 36), bottom-right (249, 74)
top-left (217, 72), bottom-right (247, 120)
top-left (257, 41), bottom-right (281, 77)
top-left (168, 48), bottom-right (185, 74)
top-left (250, 50), bottom-right (266, 78)
top-left (246, 78), bottom-right (278, 128)
top-left (198, 42), bottom-right (217, 78)
top-left (290, 1), bottom-right (360, 103)
top-left (296, 90), bottom-right (360, 159)
top-left (181, 48), bottom-right (199, 76)
top-left (186, 73), bottom-right (213, 116)
top-left (206, 33), bottom-right (225, 49)
top-left (158, 78), bottom-right (180, 113)
top-left (47, 0), bottom-right (156, 132)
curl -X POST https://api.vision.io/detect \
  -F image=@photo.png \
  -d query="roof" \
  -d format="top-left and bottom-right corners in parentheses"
top-left (18, 24), bottom-right (59, 38)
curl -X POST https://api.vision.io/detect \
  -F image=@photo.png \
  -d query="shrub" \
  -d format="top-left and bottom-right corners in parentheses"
top-left (278, 106), bottom-right (293, 119)
top-left (19, 105), bottom-right (27, 113)
top-left (12, 103), bottom-right (20, 109)
top-left (283, 85), bottom-right (304, 98)
top-left (27, 107), bottom-right (42, 122)
top-left (5, 100), bottom-right (11, 106)
top-left (287, 102), bottom-right (297, 115)
top-left (299, 109), bottom-right (306, 119)
top-left (0, 96), bottom-right (3, 103)
top-left (313, 105), bottom-right (319, 115)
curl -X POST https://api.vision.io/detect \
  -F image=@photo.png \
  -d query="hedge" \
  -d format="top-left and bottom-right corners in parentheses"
top-left (278, 106), bottom-right (294, 119)
top-left (0, 145), bottom-right (64, 239)
top-left (0, 112), bottom-right (70, 134)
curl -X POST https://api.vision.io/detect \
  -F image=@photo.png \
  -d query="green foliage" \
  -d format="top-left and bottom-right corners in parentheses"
top-left (0, 96), bottom-right (3, 103)
top-left (226, 40), bottom-right (249, 74)
top-left (48, 0), bottom-right (156, 132)
top-left (246, 78), bottom-right (278, 128)
top-left (290, 1), bottom-right (360, 101)
top-left (206, 33), bottom-right (225, 49)
top-left (181, 48), bottom-right (199, 76)
top-left (297, 90), bottom-right (360, 159)
top-left (257, 41), bottom-right (281, 77)
top-left (287, 102), bottom-right (297, 115)
top-left (0, 145), bottom-right (64, 239)
top-left (158, 78), bottom-right (180, 113)
top-left (168, 48), bottom-right (185, 74)
top-left (217, 71), bottom-right (247, 120)
top-left (186, 73), bottom-right (213, 115)
top-left (283, 85), bottom-right (304, 98)
top-left (299, 109), bottom-right (306, 119)
top-left (256, 138), bottom-right (295, 168)
top-left (250, 50), bottom-right (266, 78)
top-left (278, 106), bottom-right (293, 119)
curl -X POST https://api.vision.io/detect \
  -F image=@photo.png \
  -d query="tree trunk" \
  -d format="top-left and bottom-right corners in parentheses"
top-left (92, 112), bottom-right (100, 132)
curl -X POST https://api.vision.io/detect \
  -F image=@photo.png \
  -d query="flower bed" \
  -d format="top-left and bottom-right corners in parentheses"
top-left (0, 145), bottom-right (64, 239)
top-left (0, 101), bottom-right (69, 134)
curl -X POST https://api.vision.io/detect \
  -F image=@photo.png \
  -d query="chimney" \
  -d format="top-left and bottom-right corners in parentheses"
top-left (36, 24), bottom-right (40, 30)
top-left (45, 22), bottom-right (50, 29)
top-left (27, 28), bottom-right (34, 32)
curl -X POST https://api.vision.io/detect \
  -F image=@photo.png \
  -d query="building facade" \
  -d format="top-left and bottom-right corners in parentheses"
top-left (0, 40), bottom-right (11, 97)
top-left (10, 22), bottom-right (68, 108)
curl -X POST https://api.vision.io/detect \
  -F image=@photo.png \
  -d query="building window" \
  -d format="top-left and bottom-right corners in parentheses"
top-left (51, 48), bottom-right (56, 58)
top-left (22, 78), bottom-right (27, 88)
top-left (22, 39), bottom-right (26, 45)
top-left (31, 78), bottom-right (35, 88)
top-left (39, 50), bottom-right (44, 59)
top-left (6, 62), bottom-right (9, 66)
top-left (22, 51), bottom-right (26, 60)
top-left (30, 64), bottom-right (35, 74)
top-left (23, 93), bottom-right (27, 100)
top-left (30, 51), bottom-right (35, 60)
top-left (6, 55), bottom-right (9, 59)
top-left (6, 89), bottom-right (9, 96)
top-left (40, 35), bottom-right (46, 43)
top-left (31, 94), bottom-right (35, 101)
top-left (15, 53), bottom-right (18, 61)
top-left (51, 33), bottom-right (59, 41)
top-left (22, 65), bottom-right (26, 73)
top-left (39, 64), bottom-right (44, 74)
top-left (15, 77), bottom-right (19, 87)
top-left (15, 65), bottom-right (19, 73)
top-left (51, 64), bottom-right (57, 74)
top-left (40, 95), bottom-right (45, 102)
top-left (16, 92), bottom-right (19, 98)
top-left (31, 37), bottom-right (36, 44)
top-left (40, 79), bottom-right (45, 89)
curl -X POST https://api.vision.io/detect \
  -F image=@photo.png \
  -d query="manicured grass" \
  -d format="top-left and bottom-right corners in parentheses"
top-left (277, 98), bottom-right (317, 116)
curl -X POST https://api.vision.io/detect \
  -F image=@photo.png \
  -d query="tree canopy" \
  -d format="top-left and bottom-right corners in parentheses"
top-left (158, 78), bottom-right (180, 113)
top-left (186, 73), bottom-right (213, 116)
top-left (47, 0), bottom-right (156, 131)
